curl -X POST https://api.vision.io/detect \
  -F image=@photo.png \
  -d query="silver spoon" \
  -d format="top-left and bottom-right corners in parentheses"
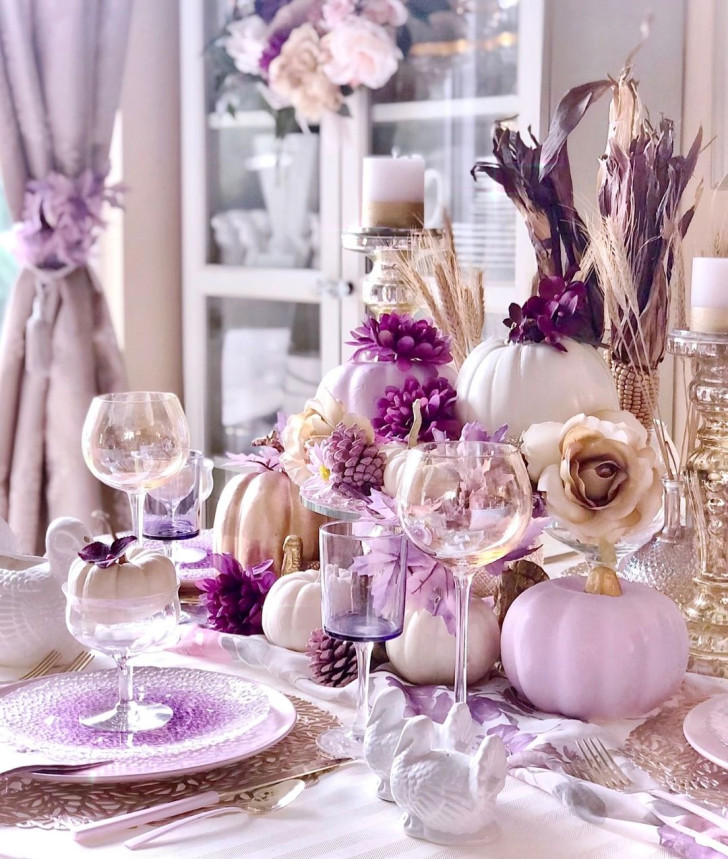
top-left (124, 778), bottom-right (306, 850)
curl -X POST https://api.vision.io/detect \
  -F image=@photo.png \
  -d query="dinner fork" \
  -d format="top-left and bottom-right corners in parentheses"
top-left (575, 738), bottom-right (728, 855)
top-left (16, 650), bottom-right (61, 680)
top-left (65, 651), bottom-right (94, 673)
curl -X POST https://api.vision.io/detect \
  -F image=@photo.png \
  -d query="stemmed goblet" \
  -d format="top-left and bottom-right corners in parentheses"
top-left (81, 392), bottom-right (190, 541)
top-left (317, 520), bottom-right (408, 759)
top-left (396, 441), bottom-right (532, 704)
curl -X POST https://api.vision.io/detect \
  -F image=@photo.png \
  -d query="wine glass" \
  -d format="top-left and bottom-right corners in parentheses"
top-left (82, 392), bottom-right (190, 541)
top-left (65, 587), bottom-right (180, 732)
top-left (396, 440), bottom-right (532, 704)
top-left (143, 450), bottom-right (214, 562)
top-left (318, 520), bottom-right (407, 759)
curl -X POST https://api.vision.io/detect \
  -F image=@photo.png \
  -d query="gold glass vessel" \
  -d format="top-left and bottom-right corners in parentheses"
top-left (669, 329), bottom-right (728, 676)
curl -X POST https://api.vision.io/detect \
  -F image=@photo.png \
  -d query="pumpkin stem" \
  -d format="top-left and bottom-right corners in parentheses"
top-left (406, 399), bottom-right (423, 448)
top-left (282, 535), bottom-right (303, 576)
top-left (585, 541), bottom-right (622, 596)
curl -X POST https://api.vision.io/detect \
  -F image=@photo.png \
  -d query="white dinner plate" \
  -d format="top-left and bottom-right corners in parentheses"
top-left (683, 694), bottom-right (728, 768)
top-left (0, 667), bottom-right (296, 783)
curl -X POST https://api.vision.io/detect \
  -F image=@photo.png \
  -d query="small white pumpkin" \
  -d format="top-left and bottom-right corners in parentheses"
top-left (262, 568), bottom-right (322, 652)
top-left (386, 600), bottom-right (500, 686)
top-left (456, 337), bottom-right (619, 439)
top-left (68, 546), bottom-right (177, 602)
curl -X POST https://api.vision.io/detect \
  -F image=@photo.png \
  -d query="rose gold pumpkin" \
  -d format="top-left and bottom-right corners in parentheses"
top-left (213, 470), bottom-right (326, 574)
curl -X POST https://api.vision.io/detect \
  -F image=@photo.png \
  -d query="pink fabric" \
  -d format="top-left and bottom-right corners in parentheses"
top-left (0, 0), bottom-right (132, 551)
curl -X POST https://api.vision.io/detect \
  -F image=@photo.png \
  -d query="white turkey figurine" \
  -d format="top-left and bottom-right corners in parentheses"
top-left (390, 714), bottom-right (508, 845)
top-left (364, 690), bottom-right (480, 801)
top-left (0, 516), bottom-right (91, 667)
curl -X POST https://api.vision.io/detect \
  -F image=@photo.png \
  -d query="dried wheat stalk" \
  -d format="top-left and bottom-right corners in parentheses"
top-left (397, 216), bottom-right (485, 370)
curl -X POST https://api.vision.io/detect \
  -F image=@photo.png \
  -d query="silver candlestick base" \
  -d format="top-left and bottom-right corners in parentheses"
top-left (342, 227), bottom-right (442, 317)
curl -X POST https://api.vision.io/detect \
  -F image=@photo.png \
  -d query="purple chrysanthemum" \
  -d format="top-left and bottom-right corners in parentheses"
top-left (321, 423), bottom-right (385, 498)
top-left (373, 376), bottom-right (460, 441)
top-left (503, 275), bottom-right (590, 352)
top-left (197, 554), bottom-right (276, 635)
top-left (347, 313), bottom-right (452, 370)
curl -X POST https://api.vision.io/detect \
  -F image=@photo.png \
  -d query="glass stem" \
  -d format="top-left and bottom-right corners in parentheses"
top-left (129, 490), bottom-right (146, 540)
top-left (116, 654), bottom-right (133, 714)
top-left (351, 641), bottom-right (373, 742)
top-left (453, 570), bottom-right (473, 706)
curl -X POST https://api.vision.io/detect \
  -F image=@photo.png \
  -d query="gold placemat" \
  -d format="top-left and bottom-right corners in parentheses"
top-left (624, 690), bottom-right (728, 802)
top-left (0, 696), bottom-right (341, 830)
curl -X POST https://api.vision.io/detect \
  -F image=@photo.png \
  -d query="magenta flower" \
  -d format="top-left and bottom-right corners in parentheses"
top-left (347, 313), bottom-right (452, 370)
top-left (503, 275), bottom-right (591, 352)
top-left (197, 555), bottom-right (276, 635)
top-left (373, 375), bottom-right (460, 441)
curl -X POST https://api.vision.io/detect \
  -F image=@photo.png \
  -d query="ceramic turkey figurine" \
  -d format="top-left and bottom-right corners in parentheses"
top-left (390, 715), bottom-right (507, 845)
top-left (363, 687), bottom-right (408, 801)
top-left (0, 517), bottom-right (91, 667)
top-left (365, 692), bottom-right (482, 802)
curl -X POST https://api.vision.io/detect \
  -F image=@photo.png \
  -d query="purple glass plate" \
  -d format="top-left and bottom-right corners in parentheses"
top-left (0, 667), bottom-right (296, 783)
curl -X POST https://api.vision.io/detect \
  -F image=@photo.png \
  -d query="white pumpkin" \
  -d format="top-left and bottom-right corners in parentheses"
top-left (262, 568), bottom-right (322, 652)
top-left (386, 600), bottom-right (500, 686)
top-left (68, 546), bottom-right (177, 603)
top-left (456, 337), bottom-right (619, 439)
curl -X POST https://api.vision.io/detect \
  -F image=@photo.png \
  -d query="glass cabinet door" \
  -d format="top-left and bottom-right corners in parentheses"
top-left (371, 0), bottom-right (520, 331)
top-left (192, 1), bottom-right (340, 459)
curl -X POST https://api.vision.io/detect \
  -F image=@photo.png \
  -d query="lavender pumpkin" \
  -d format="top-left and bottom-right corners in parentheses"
top-left (316, 312), bottom-right (456, 421)
top-left (500, 572), bottom-right (688, 720)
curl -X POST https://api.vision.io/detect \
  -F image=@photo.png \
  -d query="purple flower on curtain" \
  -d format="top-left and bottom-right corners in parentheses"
top-left (14, 169), bottom-right (124, 270)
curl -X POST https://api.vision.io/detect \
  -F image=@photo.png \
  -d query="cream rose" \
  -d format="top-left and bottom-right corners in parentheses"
top-left (524, 410), bottom-right (662, 544)
top-left (322, 18), bottom-right (401, 90)
top-left (280, 388), bottom-right (374, 485)
top-left (268, 25), bottom-right (343, 123)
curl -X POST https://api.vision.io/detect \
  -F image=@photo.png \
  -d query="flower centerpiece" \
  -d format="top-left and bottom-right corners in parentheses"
top-left (210, 0), bottom-right (411, 133)
top-left (214, 312), bottom-right (547, 684)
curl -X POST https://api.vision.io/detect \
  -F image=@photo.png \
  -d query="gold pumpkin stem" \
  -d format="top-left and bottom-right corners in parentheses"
top-left (584, 539), bottom-right (622, 596)
top-left (281, 535), bottom-right (303, 576)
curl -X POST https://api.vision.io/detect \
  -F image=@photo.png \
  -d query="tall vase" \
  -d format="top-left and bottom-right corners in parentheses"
top-left (619, 478), bottom-right (698, 611)
top-left (253, 132), bottom-right (319, 269)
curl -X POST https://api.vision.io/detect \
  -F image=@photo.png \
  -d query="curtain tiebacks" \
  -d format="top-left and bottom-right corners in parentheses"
top-left (24, 265), bottom-right (74, 376)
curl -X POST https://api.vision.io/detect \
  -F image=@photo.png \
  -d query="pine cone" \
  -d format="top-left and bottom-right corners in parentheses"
top-left (306, 628), bottom-right (358, 687)
top-left (322, 423), bottom-right (385, 498)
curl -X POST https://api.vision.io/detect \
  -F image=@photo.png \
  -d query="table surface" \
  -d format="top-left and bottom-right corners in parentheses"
top-left (0, 545), bottom-right (675, 859)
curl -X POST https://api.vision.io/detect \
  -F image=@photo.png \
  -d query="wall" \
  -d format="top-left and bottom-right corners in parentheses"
top-left (102, 0), bottom-right (183, 399)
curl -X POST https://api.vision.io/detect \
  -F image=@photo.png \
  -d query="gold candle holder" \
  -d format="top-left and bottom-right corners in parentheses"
top-left (669, 329), bottom-right (728, 677)
top-left (342, 227), bottom-right (442, 318)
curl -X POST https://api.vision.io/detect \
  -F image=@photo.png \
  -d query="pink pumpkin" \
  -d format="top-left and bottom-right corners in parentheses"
top-left (317, 361), bottom-right (456, 421)
top-left (501, 576), bottom-right (688, 720)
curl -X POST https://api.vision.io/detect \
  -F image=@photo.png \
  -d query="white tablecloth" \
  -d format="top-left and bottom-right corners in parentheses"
top-left (0, 640), bottom-right (675, 859)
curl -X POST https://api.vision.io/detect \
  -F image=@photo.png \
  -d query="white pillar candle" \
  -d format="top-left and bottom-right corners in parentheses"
top-left (361, 155), bottom-right (425, 229)
top-left (690, 257), bottom-right (728, 333)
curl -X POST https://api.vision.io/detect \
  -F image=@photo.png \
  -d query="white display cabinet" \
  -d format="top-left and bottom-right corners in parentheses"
top-left (180, 0), bottom-right (684, 457)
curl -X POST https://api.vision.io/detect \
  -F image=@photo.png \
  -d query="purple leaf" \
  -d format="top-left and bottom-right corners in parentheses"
top-left (78, 535), bottom-right (137, 568)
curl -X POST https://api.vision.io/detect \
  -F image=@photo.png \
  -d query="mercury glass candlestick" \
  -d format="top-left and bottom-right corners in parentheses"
top-left (342, 227), bottom-right (442, 317)
top-left (669, 329), bottom-right (728, 676)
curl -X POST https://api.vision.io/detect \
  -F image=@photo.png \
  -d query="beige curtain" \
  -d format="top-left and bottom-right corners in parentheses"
top-left (0, 0), bottom-right (131, 552)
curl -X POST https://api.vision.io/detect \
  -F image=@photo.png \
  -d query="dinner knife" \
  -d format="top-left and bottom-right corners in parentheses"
top-left (71, 760), bottom-right (350, 843)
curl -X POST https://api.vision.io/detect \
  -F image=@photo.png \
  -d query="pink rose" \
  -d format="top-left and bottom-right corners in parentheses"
top-left (322, 0), bottom-right (356, 28)
top-left (268, 24), bottom-right (343, 123)
top-left (322, 18), bottom-right (401, 90)
top-left (224, 16), bottom-right (268, 76)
